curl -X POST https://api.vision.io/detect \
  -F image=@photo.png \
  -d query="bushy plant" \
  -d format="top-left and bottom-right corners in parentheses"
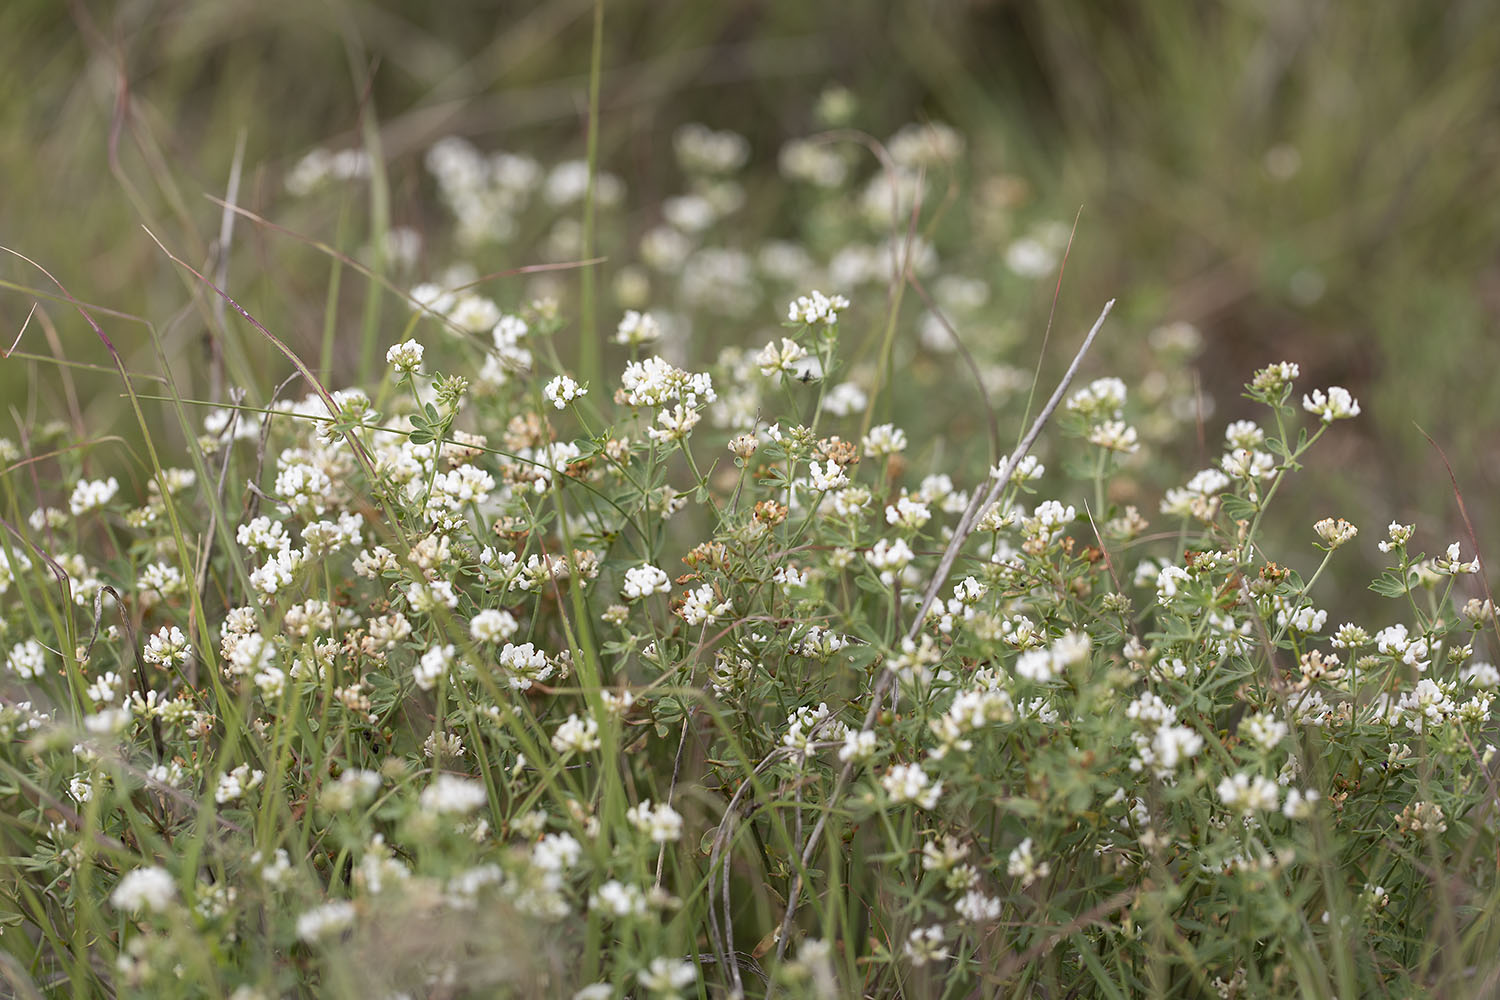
top-left (2, 129), bottom-right (1499, 1000)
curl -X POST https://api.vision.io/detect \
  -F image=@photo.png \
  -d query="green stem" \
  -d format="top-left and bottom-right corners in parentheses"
top-left (577, 0), bottom-right (605, 389)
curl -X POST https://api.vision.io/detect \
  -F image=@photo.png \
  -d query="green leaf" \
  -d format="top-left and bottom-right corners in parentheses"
top-left (1369, 570), bottom-right (1411, 599)
top-left (1220, 493), bottom-right (1258, 521)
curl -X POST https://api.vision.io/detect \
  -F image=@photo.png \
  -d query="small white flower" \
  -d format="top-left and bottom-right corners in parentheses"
top-left (1240, 713), bottom-right (1289, 751)
top-left (1150, 724), bottom-right (1204, 772)
top-left (626, 799), bottom-right (684, 843)
top-left (1155, 565), bottom-right (1191, 604)
top-left (885, 496), bottom-right (931, 530)
top-left (903, 924), bottom-right (950, 967)
top-left (615, 309), bottom-right (662, 346)
top-left (756, 337), bottom-right (809, 377)
top-left (882, 763), bottom-right (941, 809)
top-left (866, 537), bottom-right (914, 585)
top-left (1302, 386), bottom-right (1360, 422)
top-left (215, 764), bottom-right (264, 805)
top-left (1065, 377), bottom-right (1127, 421)
top-left (1378, 521), bottom-right (1416, 553)
top-left (822, 381), bottom-right (867, 417)
top-left (593, 879), bottom-right (647, 917)
top-left (1282, 788), bottom-right (1320, 819)
top-left (808, 459), bottom-right (849, 492)
top-left (839, 729), bottom-right (877, 762)
top-left (786, 289), bottom-right (850, 326)
top-left (320, 770), bottom-right (381, 811)
top-left (637, 956), bottom-right (697, 997)
top-left (1005, 237), bottom-right (1055, 278)
top-left (385, 339), bottom-right (424, 375)
top-left (647, 404), bottom-right (701, 443)
top-left (1314, 517), bottom-right (1358, 548)
top-left (111, 866), bottom-right (177, 914)
top-left (532, 832), bottom-right (582, 872)
top-left (1224, 420), bottom-right (1265, 450)
top-left (295, 900), bottom-right (356, 943)
top-left (622, 564), bottom-right (671, 601)
top-left (419, 774), bottom-right (488, 815)
top-left (1006, 837), bottom-right (1052, 888)
top-left (470, 608), bottom-right (519, 644)
top-left (1435, 541), bottom-right (1480, 575)
top-left (1216, 772), bottom-right (1280, 816)
top-left (1087, 420), bottom-right (1140, 454)
top-left (677, 584), bottom-right (730, 626)
top-left (69, 477), bottom-right (119, 517)
top-left (862, 423), bottom-right (907, 457)
top-left (551, 713), bottom-right (601, 754)
top-left (447, 294), bottom-right (502, 335)
top-left (955, 890), bottom-right (1001, 922)
top-left (1221, 448), bottom-right (1275, 480)
top-left (406, 579), bottom-right (459, 613)
top-left (414, 644), bottom-right (455, 691)
top-left (498, 642), bottom-right (553, 691)
top-left (543, 375), bottom-right (588, 409)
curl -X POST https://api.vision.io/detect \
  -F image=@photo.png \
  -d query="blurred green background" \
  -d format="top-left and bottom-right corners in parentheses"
top-left (3, 0), bottom-right (1499, 620)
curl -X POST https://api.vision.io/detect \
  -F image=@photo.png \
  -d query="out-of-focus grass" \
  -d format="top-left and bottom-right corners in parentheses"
top-left (3, 0), bottom-right (1499, 610)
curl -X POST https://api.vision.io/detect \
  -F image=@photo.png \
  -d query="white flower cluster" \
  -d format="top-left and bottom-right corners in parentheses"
top-left (1161, 467), bottom-right (1231, 520)
top-left (677, 585), bottom-right (731, 626)
top-left (1065, 377), bottom-right (1126, 422)
top-left (756, 337), bottom-right (809, 377)
top-left (786, 289), bottom-right (850, 326)
top-left (1391, 677), bottom-right (1491, 733)
top-left (928, 670), bottom-right (1015, 760)
top-left (295, 900), bottom-right (356, 944)
top-left (385, 339), bottom-right (424, 374)
top-left (626, 799), bottom-right (684, 843)
top-left (285, 147), bottom-right (372, 196)
top-left (1434, 541), bottom-right (1480, 575)
top-left (615, 309), bottom-right (662, 346)
top-left (782, 703), bottom-right (845, 763)
top-left (422, 136), bottom-right (546, 247)
top-left (1215, 772), bottom-right (1320, 819)
top-left (1006, 837), bottom-right (1052, 888)
top-left (1125, 691), bottom-right (1204, 779)
top-left (106, 866), bottom-right (178, 920)
top-left (414, 644), bottom-right (455, 691)
top-left (499, 641), bottom-right (556, 691)
top-left (543, 375), bottom-right (588, 409)
top-left (793, 625), bottom-right (849, 659)
top-left (419, 774), bottom-right (488, 815)
top-left (215, 764), bottom-right (265, 805)
top-left (673, 122), bottom-right (750, 174)
top-left (1012, 630), bottom-right (1091, 685)
top-left (622, 564), bottom-right (671, 601)
top-left (1375, 624), bottom-right (1431, 672)
top-left (862, 423), bottom-right (907, 457)
top-left (6, 639), bottom-right (47, 680)
top-left (1020, 500), bottom-right (1075, 543)
top-left (620, 356), bottom-right (715, 409)
top-left (469, 608), bottom-right (519, 644)
top-left (885, 495), bottom-right (931, 531)
top-left (866, 537), bottom-right (914, 586)
top-left (1302, 386), bottom-right (1360, 422)
top-left (882, 762), bottom-right (941, 809)
top-left (69, 476), bottom-right (119, 517)
top-left (551, 713), bottom-right (601, 754)
top-left (143, 625), bottom-right (191, 669)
